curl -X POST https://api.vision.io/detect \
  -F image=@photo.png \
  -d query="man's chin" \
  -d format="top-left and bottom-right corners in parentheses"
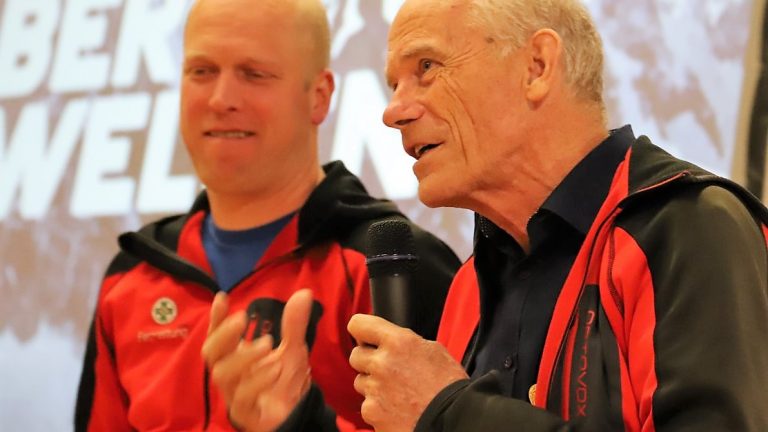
top-left (417, 182), bottom-right (455, 209)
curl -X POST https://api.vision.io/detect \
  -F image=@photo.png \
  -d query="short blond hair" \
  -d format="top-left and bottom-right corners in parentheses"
top-left (294, 0), bottom-right (331, 72)
top-left (187, 0), bottom-right (331, 74)
top-left (468, 0), bottom-right (605, 109)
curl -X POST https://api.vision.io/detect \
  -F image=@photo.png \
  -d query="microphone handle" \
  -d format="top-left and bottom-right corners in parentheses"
top-left (370, 274), bottom-right (411, 328)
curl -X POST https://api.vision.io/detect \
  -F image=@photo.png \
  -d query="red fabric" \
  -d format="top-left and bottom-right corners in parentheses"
top-left (87, 212), bottom-right (371, 431)
top-left (436, 257), bottom-right (479, 363)
top-left (435, 146), bottom-right (663, 428)
top-left (606, 227), bottom-right (657, 432)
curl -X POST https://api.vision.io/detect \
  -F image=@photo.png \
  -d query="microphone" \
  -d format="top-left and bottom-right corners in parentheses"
top-left (366, 219), bottom-right (419, 328)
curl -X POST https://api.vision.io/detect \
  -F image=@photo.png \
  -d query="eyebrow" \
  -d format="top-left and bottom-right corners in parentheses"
top-left (399, 40), bottom-right (444, 59)
top-left (385, 40), bottom-right (446, 88)
top-left (183, 53), bottom-right (277, 67)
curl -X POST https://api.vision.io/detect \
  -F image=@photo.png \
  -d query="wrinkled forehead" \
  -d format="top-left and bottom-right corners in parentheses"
top-left (385, 0), bottom-right (472, 76)
top-left (390, 0), bottom-right (471, 33)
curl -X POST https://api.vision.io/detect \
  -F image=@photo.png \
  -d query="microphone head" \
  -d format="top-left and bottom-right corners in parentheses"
top-left (366, 219), bottom-right (419, 278)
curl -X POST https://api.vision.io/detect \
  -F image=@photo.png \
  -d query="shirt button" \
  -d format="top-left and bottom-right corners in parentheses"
top-left (503, 356), bottom-right (514, 369)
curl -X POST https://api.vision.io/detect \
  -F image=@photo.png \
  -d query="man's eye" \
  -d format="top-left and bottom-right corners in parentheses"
top-left (244, 69), bottom-right (271, 80)
top-left (419, 59), bottom-right (434, 72)
top-left (188, 67), bottom-right (212, 76)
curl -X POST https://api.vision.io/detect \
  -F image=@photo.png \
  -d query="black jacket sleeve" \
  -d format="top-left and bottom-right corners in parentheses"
top-left (617, 184), bottom-right (768, 431)
top-left (416, 373), bottom-right (571, 431)
top-left (274, 385), bottom-right (339, 432)
top-left (415, 184), bottom-right (768, 431)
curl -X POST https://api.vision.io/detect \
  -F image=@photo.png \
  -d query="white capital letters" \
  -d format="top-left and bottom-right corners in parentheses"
top-left (0, 0), bottom-right (59, 98)
top-left (49, 0), bottom-right (121, 93)
top-left (136, 90), bottom-right (197, 213)
top-left (0, 100), bottom-right (88, 220)
top-left (70, 93), bottom-right (151, 218)
top-left (111, 0), bottom-right (188, 88)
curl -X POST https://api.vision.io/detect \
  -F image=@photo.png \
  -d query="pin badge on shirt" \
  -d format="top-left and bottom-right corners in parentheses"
top-left (152, 297), bottom-right (178, 325)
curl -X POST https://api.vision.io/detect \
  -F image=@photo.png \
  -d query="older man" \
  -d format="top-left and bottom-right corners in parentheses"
top-left (347, 0), bottom-right (768, 431)
top-left (74, 0), bottom-right (459, 430)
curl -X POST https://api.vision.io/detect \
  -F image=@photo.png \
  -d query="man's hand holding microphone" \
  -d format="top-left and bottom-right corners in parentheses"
top-left (347, 220), bottom-right (468, 432)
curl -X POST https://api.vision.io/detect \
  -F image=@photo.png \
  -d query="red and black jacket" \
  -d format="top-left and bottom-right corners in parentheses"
top-left (419, 137), bottom-right (768, 431)
top-left (75, 161), bottom-right (460, 432)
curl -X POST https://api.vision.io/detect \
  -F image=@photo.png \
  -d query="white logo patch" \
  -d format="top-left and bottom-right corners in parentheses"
top-left (152, 297), bottom-right (178, 325)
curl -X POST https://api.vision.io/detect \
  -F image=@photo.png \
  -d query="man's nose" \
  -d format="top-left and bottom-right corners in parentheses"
top-left (208, 71), bottom-right (243, 113)
top-left (382, 86), bottom-right (424, 129)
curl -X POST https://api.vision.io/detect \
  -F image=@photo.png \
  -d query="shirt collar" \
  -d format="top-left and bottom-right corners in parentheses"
top-left (539, 125), bottom-right (634, 235)
top-left (477, 125), bottom-right (635, 253)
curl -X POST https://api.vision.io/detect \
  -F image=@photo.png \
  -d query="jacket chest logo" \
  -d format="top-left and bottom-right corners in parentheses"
top-left (151, 297), bottom-right (178, 325)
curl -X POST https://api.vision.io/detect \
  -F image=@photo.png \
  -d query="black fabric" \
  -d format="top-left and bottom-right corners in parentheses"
top-left (118, 231), bottom-right (219, 292)
top-left (339, 219), bottom-right (460, 341)
top-left (616, 184), bottom-right (768, 432)
top-left (113, 161), bottom-right (406, 292)
top-left (298, 161), bottom-right (403, 247)
top-left (747, 1), bottom-right (768, 195)
top-left (416, 372), bottom-right (572, 432)
top-left (415, 379), bottom-right (473, 432)
top-left (417, 134), bottom-right (768, 431)
top-left (468, 127), bottom-right (632, 401)
top-left (541, 126), bottom-right (634, 235)
top-left (274, 385), bottom-right (339, 432)
top-left (74, 319), bottom-right (98, 432)
top-left (625, 137), bottom-right (768, 221)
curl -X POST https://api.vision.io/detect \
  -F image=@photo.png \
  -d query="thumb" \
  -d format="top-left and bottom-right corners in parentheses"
top-left (279, 289), bottom-right (313, 351)
top-left (207, 291), bottom-right (229, 336)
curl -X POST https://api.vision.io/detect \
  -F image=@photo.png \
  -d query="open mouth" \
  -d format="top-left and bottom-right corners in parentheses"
top-left (416, 143), bottom-right (441, 159)
top-left (204, 131), bottom-right (255, 138)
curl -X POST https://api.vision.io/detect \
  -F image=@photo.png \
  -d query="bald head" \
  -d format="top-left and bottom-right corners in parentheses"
top-left (185, 0), bottom-right (331, 75)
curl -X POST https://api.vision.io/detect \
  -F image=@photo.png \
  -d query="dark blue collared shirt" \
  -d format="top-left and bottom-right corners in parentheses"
top-left (469, 125), bottom-right (635, 401)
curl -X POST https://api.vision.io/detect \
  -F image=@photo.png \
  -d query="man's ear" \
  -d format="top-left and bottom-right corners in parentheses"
top-left (310, 69), bottom-right (335, 125)
top-left (525, 29), bottom-right (563, 103)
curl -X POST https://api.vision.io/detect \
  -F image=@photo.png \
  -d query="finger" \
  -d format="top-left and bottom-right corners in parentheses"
top-left (347, 313), bottom-right (396, 347)
top-left (210, 336), bottom-right (274, 403)
top-left (228, 391), bottom-right (261, 432)
top-left (232, 356), bottom-right (282, 405)
top-left (360, 396), bottom-right (382, 428)
top-left (348, 344), bottom-right (377, 374)
top-left (201, 311), bottom-right (248, 367)
top-left (279, 289), bottom-right (313, 351)
top-left (271, 330), bottom-right (312, 401)
top-left (353, 372), bottom-right (370, 396)
top-left (208, 291), bottom-right (229, 336)
top-left (273, 349), bottom-right (311, 400)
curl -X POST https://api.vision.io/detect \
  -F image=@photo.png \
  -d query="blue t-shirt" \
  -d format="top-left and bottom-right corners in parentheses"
top-left (202, 212), bottom-right (295, 292)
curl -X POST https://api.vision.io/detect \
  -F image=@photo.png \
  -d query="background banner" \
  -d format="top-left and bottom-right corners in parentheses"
top-left (0, 0), bottom-right (759, 429)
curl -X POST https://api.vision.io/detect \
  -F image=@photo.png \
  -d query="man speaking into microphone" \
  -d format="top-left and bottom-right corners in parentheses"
top-left (347, 0), bottom-right (768, 431)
